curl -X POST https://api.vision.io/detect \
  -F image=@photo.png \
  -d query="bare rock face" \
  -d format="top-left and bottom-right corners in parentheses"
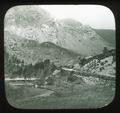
top-left (4, 6), bottom-right (58, 43)
top-left (5, 6), bottom-right (114, 59)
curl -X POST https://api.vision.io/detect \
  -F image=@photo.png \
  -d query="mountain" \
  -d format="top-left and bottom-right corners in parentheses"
top-left (4, 6), bottom-right (58, 43)
top-left (4, 31), bottom-right (80, 66)
top-left (4, 6), bottom-right (115, 58)
top-left (56, 19), bottom-right (113, 55)
top-left (94, 29), bottom-right (115, 47)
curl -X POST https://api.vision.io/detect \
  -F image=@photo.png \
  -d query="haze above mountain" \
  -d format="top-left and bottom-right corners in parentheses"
top-left (4, 6), bottom-right (115, 60)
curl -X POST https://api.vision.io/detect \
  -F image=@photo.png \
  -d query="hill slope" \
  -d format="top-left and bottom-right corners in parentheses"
top-left (94, 29), bottom-right (115, 47)
top-left (4, 6), bottom-right (114, 56)
top-left (56, 19), bottom-right (113, 55)
top-left (4, 31), bottom-right (80, 66)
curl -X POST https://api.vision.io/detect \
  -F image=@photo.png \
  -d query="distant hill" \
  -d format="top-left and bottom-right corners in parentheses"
top-left (94, 29), bottom-right (115, 47)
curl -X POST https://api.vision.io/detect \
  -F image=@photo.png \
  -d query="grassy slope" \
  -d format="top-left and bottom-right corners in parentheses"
top-left (94, 29), bottom-right (115, 47)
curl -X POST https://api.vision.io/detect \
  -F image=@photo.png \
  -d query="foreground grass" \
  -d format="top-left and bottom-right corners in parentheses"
top-left (7, 83), bottom-right (115, 109)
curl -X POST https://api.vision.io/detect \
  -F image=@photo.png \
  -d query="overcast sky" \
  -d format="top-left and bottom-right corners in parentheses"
top-left (39, 5), bottom-right (115, 30)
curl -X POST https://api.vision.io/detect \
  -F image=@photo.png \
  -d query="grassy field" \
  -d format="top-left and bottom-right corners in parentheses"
top-left (6, 82), bottom-right (115, 109)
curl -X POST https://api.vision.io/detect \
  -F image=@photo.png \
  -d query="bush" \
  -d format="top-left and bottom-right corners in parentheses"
top-left (67, 75), bottom-right (77, 82)
top-left (46, 77), bottom-right (54, 85)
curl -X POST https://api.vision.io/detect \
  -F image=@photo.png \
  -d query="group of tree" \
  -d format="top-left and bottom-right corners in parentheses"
top-left (5, 50), bottom-right (57, 86)
top-left (5, 46), bottom-right (116, 87)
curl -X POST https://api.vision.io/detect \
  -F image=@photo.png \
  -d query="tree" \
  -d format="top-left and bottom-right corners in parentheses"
top-left (38, 59), bottom-right (50, 86)
top-left (36, 59), bottom-right (57, 87)
top-left (50, 62), bottom-right (57, 74)
top-left (103, 47), bottom-right (108, 56)
top-left (33, 61), bottom-right (44, 77)
top-left (79, 57), bottom-right (86, 66)
top-left (46, 76), bottom-right (54, 85)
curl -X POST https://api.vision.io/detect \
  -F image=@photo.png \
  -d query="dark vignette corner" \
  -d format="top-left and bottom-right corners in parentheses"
top-left (0, 0), bottom-right (120, 113)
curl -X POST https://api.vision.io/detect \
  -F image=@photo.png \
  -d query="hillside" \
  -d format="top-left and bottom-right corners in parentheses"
top-left (5, 47), bottom-right (115, 109)
top-left (56, 19), bottom-right (113, 55)
top-left (94, 29), bottom-right (115, 47)
top-left (4, 6), bottom-right (114, 56)
top-left (4, 31), bottom-right (80, 66)
top-left (4, 6), bottom-right (116, 109)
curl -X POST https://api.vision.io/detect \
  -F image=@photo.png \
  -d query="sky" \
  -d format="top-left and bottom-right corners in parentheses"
top-left (39, 5), bottom-right (115, 30)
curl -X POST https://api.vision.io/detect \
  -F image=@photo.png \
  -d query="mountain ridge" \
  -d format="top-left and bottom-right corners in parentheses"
top-left (4, 31), bottom-right (81, 66)
top-left (4, 6), bottom-right (115, 59)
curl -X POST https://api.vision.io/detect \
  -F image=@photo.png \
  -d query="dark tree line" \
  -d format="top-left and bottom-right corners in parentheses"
top-left (5, 49), bottom-right (57, 86)
top-left (5, 46), bottom-right (115, 87)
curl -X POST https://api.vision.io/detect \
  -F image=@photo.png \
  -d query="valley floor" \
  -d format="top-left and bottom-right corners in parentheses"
top-left (6, 82), bottom-right (115, 109)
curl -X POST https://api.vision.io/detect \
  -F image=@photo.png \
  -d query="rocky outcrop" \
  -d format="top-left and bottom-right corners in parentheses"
top-left (5, 6), bottom-right (114, 56)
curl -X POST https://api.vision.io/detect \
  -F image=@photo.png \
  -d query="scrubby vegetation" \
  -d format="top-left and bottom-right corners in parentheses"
top-left (4, 6), bottom-right (116, 109)
top-left (5, 46), bottom-right (116, 109)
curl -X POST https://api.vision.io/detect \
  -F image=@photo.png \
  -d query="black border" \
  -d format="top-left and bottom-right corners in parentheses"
top-left (0, 0), bottom-right (120, 113)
